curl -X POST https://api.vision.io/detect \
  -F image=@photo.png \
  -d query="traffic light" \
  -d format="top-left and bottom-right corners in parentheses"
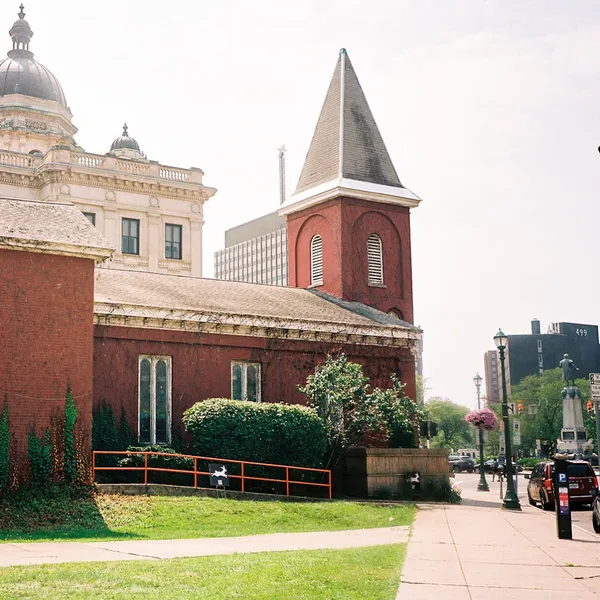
top-left (429, 422), bottom-right (438, 437)
top-left (517, 400), bottom-right (524, 415)
top-left (587, 401), bottom-right (594, 415)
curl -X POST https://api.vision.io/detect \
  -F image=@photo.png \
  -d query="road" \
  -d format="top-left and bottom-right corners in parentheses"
top-left (454, 472), bottom-right (597, 536)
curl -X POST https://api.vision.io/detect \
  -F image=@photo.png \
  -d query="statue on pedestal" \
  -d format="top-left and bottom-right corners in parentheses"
top-left (559, 354), bottom-right (579, 386)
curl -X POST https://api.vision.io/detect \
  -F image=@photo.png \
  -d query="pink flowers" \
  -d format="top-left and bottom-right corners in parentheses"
top-left (465, 408), bottom-right (498, 431)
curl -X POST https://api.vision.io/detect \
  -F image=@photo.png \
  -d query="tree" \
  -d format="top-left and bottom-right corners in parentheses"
top-left (510, 368), bottom-right (590, 456)
top-left (298, 354), bottom-right (424, 466)
top-left (425, 398), bottom-right (474, 451)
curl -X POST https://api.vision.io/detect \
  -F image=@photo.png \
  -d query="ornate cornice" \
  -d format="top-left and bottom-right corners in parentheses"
top-left (93, 302), bottom-right (420, 349)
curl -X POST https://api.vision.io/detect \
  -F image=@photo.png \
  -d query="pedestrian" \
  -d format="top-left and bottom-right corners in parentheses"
top-left (492, 459), bottom-right (499, 482)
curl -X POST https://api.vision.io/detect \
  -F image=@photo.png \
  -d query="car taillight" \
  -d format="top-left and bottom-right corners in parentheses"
top-left (545, 479), bottom-right (553, 490)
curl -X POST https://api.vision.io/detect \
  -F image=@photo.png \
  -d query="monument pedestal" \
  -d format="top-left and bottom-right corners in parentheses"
top-left (556, 386), bottom-right (590, 455)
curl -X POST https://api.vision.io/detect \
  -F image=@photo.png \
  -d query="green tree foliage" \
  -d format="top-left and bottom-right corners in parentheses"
top-left (298, 354), bottom-right (424, 463)
top-left (183, 399), bottom-right (327, 468)
top-left (28, 429), bottom-right (52, 487)
top-left (0, 398), bottom-right (9, 492)
top-left (64, 386), bottom-right (78, 483)
top-left (426, 398), bottom-right (474, 451)
top-left (510, 368), bottom-right (590, 455)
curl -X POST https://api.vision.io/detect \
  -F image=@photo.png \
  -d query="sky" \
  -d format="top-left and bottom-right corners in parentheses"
top-left (4, 0), bottom-right (600, 409)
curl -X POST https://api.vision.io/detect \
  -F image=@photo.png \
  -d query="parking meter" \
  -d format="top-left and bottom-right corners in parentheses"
top-left (553, 458), bottom-right (572, 540)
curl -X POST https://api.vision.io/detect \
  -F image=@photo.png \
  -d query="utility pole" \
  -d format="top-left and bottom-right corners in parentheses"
top-left (278, 145), bottom-right (286, 205)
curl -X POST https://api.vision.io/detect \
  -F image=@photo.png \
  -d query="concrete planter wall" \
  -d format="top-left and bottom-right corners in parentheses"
top-left (342, 447), bottom-right (450, 498)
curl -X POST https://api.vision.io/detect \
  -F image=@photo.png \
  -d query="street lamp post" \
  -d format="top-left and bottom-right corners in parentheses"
top-left (494, 329), bottom-right (521, 510)
top-left (473, 373), bottom-right (489, 492)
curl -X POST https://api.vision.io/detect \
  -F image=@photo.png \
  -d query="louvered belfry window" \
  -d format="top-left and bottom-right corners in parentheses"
top-left (310, 234), bottom-right (323, 286)
top-left (367, 233), bottom-right (384, 285)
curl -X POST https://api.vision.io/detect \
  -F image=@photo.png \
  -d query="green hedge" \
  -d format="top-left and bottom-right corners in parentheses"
top-left (518, 457), bottom-right (545, 469)
top-left (182, 399), bottom-right (327, 469)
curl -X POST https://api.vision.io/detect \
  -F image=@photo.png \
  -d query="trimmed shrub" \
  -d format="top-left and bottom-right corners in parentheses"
top-left (117, 446), bottom-right (194, 485)
top-left (183, 399), bottom-right (327, 469)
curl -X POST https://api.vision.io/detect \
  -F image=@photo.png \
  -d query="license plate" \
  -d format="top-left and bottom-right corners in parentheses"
top-left (569, 483), bottom-right (579, 489)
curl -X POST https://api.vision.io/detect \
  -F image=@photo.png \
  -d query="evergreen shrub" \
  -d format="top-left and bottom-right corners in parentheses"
top-left (28, 429), bottom-right (52, 487)
top-left (0, 399), bottom-right (9, 492)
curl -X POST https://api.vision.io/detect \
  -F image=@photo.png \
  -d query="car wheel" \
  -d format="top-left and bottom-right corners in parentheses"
top-left (528, 490), bottom-right (536, 506)
top-left (593, 511), bottom-right (600, 534)
top-left (541, 491), bottom-right (552, 511)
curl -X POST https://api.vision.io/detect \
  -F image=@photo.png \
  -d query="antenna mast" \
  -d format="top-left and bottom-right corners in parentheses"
top-left (278, 145), bottom-right (286, 205)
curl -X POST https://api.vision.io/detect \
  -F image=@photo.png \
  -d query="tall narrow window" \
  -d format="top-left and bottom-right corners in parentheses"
top-left (367, 233), bottom-right (384, 285)
top-left (231, 362), bottom-right (261, 401)
top-left (138, 356), bottom-right (172, 444)
top-left (122, 218), bottom-right (140, 255)
top-left (165, 224), bottom-right (182, 260)
top-left (310, 234), bottom-right (323, 286)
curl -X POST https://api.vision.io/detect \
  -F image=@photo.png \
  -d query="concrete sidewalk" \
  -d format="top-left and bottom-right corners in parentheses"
top-left (0, 525), bottom-right (409, 567)
top-left (398, 481), bottom-right (600, 599)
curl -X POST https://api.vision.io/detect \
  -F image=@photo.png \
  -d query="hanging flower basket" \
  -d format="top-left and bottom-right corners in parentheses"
top-left (465, 408), bottom-right (498, 431)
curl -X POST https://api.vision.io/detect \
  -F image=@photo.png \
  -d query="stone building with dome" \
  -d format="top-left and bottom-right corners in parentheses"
top-left (0, 7), bottom-right (422, 485)
top-left (0, 7), bottom-right (215, 278)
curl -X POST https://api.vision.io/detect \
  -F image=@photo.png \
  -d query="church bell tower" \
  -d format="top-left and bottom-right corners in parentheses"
top-left (279, 49), bottom-right (421, 323)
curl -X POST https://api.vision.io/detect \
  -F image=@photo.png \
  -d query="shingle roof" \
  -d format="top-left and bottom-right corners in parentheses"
top-left (295, 49), bottom-right (403, 194)
top-left (94, 268), bottom-right (419, 340)
top-left (0, 197), bottom-right (113, 259)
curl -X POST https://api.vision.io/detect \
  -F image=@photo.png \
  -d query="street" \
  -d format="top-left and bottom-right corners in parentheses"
top-left (454, 472), bottom-right (598, 536)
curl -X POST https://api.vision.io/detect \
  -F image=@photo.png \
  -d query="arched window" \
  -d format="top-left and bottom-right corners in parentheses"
top-left (310, 234), bottom-right (323, 286)
top-left (367, 233), bottom-right (383, 285)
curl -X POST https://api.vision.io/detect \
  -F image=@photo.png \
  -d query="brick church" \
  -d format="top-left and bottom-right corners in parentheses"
top-left (0, 8), bottom-right (422, 479)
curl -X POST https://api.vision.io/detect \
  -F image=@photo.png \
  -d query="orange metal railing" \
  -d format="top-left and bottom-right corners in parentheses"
top-left (92, 451), bottom-right (332, 500)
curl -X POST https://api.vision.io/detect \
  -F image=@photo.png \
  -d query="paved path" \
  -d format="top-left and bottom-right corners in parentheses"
top-left (398, 478), bottom-right (600, 599)
top-left (0, 526), bottom-right (410, 567)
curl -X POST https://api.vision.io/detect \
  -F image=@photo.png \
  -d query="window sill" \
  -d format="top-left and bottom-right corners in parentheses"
top-left (309, 282), bottom-right (324, 289)
top-left (368, 282), bottom-right (386, 288)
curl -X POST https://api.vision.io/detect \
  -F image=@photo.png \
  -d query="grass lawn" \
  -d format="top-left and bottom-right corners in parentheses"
top-left (0, 491), bottom-right (415, 543)
top-left (0, 544), bottom-right (406, 600)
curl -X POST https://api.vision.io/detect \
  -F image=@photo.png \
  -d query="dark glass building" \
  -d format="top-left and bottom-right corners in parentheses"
top-left (494, 319), bottom-right (600, 396)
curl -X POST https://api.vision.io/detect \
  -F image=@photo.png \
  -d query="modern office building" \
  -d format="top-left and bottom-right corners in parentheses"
top-left (214, 211), bottom-right (288, 286)
top-left (487, 319), bottom-right (600, 397)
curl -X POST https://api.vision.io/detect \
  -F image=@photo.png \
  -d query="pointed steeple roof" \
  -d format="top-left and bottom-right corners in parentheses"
top-left (280, 49), bottom-right (420, 216)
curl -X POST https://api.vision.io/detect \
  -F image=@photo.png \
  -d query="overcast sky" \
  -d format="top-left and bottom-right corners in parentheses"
top-left (6, 1), bottom-right (600, 409)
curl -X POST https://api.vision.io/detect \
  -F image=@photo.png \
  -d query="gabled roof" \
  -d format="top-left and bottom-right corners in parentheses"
top-left (280, 49), bottom-right (420, 216)
top-left (94, 268), bottom-right (420, 346)
top-left (0, 197), bottom-right (113, 261)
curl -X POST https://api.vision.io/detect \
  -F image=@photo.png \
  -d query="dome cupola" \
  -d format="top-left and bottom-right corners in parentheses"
top-left (109, 123), bottom-right (143, 159)
top-left (0, 5), bottom-right (68, 108)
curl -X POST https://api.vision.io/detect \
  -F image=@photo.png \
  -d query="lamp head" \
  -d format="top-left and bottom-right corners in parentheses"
top-left (494, 329), bottom-right (508, 350)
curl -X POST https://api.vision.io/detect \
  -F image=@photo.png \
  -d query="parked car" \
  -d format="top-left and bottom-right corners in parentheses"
top-left (593, 491), bottom-right (600, 533)
top-left (448, 455), bottom-right (474, 473)
top-left (473, 459), bottom-right (495, 474)
top-left (473, 459), bottom-right (523, 474)
top-left (526, 460), bottom-right (598, 510)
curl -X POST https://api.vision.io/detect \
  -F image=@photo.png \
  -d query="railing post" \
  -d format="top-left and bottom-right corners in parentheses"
top-left (92, 451), bottom-right (95, 483)
top-left (286, 467), bottom-right (290, 496)
top-left (241, 462), bottom-right (245, 493)
top-left (144, 453), bottom-right (148, 486)
top-left (194, 457), bottom-right (197, 488)
top-left (329, 471), bottom-right (332, 500)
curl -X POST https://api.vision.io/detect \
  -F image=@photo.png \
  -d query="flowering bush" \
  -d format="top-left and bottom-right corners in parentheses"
top-left (465, 408), bottom-right (498, 431)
